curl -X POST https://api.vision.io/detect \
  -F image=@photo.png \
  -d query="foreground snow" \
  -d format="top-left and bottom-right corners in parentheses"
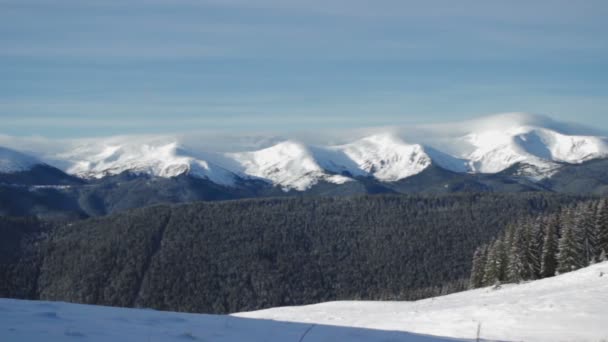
top-left (238, 262), bottom-right (608, 342)
top-left (0, 301), bottom-right (462, 342)
top-left (2, 263), bottom-right (607, 342)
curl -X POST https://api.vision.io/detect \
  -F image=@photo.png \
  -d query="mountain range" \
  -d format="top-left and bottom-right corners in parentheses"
top-left (2, 112), bottom-right (608, 217)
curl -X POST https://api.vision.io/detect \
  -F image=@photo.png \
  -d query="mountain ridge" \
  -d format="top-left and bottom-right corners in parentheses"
top-left (2, 113), bottom-right (608, 191)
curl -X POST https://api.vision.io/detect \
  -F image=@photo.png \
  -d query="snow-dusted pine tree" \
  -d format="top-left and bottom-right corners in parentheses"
top-left (595, 199), bottom-right (608, 260)
top-left (469, 244), bottom-right (488, 289)
top-left (540, 215), bottom-right (559, 278)
top-left (483, 239), bottom-right (505, 286)
top-left (557, 208), bottom-right (584, 274)
top-left (507, 224), bottom-right (526, 283)
top-left (576, 202), bottom-right (598, 265)
top-left (529, 216), bottom-right (545, 279)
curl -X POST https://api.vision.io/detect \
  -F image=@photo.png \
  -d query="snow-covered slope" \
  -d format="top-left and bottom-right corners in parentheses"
top-left (425, 113), bottom-right (607, 177)
top-left (0, 301), bottom-right (460, 342)
top-left (58, 140), bottom-right (236, 185)
top-left (329, 133), bottom-right (433, 182)
top-left (227, 141), bottom-right (352, 191)
top-left (238, 261), bottom-right (608, 342)
top-left (0, 147), bottom-right (42, 173)
top-left (225, 133), bottom-right (463, 188)
top-left (331, 133), bottom-right (471, 178)
top-left (459, 125), bottom-right (608, 176)
top-left (2, 262), bottom-right (606, 342)
top-left (3, 113), bottom-right (608, 190)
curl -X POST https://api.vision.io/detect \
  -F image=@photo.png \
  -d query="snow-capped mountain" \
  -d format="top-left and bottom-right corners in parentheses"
top-left (57, 140), bottom-right (236, 186)
top-left (328, 133), bottom-right (433, 182)
top-left (2, 113), bottom-right (608, 191)
top-left (227, 141), bottom-right (352, 191)
top-left (326, 133), bottom-right (472, 179)
top-left (0, 146), bottom-right (42, 173)
top-left (458, 125), bottom-right (608, 177)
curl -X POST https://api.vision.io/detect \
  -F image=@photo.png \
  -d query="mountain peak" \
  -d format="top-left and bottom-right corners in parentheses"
top-left (0, 146), bottom-right (42, 173)
top-left (335, 133), bottom-right (431, 182)
top-left (60, 140), bottom-right (236, 185)
top-left (228, 140), bottom-right (353, 191)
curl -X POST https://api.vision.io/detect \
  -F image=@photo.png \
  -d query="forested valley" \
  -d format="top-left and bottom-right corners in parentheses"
top-left (0, 192), bottom-right (590, 314)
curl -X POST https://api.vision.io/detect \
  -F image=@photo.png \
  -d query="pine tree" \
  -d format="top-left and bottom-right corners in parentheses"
top-left (600, 249), bottom-right (607, 262)
top-left (540, 215), bottom-right (559, 278)
top-left (577, 202), bottom-right (597, 265)
top-left (507, 220), bottom-right (539, 283)
top-left (482, 240), bottom-right (503, 286)
top-left (469, 245), bottom-right (488, 289)
top-left (595, 199), bottom-right (608, 260)
top-left (496, 230), bottom-right (510, 282)
top-left (529, 216), bottom-right (545, 279)
top-left (507, 224), bottom-right (526, 283)
top-left (557, 208), bottom-right (584, 274)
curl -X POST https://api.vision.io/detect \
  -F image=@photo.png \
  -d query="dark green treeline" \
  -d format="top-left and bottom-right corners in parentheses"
top-left (470, 199), bottom-right (608, 288)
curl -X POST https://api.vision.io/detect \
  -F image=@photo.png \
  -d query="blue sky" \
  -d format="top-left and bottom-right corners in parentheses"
top-left (1, 0), bottom-right (607, 137)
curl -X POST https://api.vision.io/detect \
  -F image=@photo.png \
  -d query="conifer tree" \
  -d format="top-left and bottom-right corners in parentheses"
top-left (576, 202), bottom-right (597, 265)
top-left (469, 245), bottom-right (488, 289)
top-left (507, 224), bottom-right (526, 283)
top-left (557, 208), bottom-right (583, 274)
top-left (540, 215), bottom-right (559, 278)
top-left (482, 240), bottom-right (503, 286)
top-left (529, 217), bottom-right (545, 279)
top-left (500, 224), bottom-right (515, 278)
top-left (595, 199), bottom-right (608, 260)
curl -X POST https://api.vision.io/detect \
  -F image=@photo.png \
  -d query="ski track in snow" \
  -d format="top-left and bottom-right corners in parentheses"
top-left (2, 262), bottom-right (608, 342)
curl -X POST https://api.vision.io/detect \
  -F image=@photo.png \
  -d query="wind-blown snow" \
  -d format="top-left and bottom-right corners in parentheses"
top-left (238, 262), bottom-right (608, 342)
top-left (2, 112), bottom-right (608, 189)
top-left (0, 147), bottom-right (41, 173)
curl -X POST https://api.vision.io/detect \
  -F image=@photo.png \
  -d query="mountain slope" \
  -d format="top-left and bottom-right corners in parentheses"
top-left (327, 133), bottom-right (441, 181)
top-left (0, 298), bottom-right (461, 342)
top-left (0, 147), bottom-right (41, 174)
top-left (227, 141), bottom-right (353, 191)
top-left (460, 125), bottom-right (608, 176)
top-left (0, 147), bottom-right (82, 187)
top-left (59, 141), bottom-right (237, 185)
top-left (237, 261), bottom-right (608, 342)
